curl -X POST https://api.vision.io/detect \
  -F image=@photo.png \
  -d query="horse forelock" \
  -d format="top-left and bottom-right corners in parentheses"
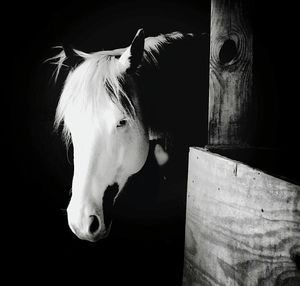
top-left (53, 50), bottom-right (137, 145)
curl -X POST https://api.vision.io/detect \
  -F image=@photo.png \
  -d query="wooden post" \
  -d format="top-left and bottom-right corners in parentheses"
top-left (208, 0), bottom-right (253, 146)
top-left (183, 1), bottom-right (300, 284)
top-left (183, 147), bottom-right (300, 285)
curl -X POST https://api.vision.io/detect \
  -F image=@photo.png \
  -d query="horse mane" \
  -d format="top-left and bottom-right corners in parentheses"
top-left (51, 31), bottom-right (191, 145)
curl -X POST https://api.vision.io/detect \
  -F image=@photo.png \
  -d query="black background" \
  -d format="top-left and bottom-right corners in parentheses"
top-left (5, 0), bottom-right (299, 284)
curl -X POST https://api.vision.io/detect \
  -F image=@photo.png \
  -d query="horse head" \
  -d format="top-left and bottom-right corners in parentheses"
top-left (54, 29), bottom-right (187, 241)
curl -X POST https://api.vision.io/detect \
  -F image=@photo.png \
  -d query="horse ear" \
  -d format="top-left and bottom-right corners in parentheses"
top-left (119, 29), bottom-right (145, 73)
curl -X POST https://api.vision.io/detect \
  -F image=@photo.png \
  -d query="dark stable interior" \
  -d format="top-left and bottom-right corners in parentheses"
top-left (6, 1), bottom-right (299, 284)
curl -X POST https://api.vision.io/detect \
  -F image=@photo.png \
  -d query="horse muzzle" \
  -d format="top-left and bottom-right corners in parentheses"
top-left (67, 204), bottom-right (111, 242)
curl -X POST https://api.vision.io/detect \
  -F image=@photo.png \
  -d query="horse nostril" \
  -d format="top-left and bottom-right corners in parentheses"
top-left (89, 215), bottom-right (100, 234)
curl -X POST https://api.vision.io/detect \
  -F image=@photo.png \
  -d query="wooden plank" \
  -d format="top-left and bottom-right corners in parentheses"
top-left (209, 0), bottom-right (253, 145)
top-left (183, 147), bottom-right (300, 285)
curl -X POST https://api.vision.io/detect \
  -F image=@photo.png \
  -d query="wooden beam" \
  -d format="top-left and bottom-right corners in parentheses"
top-left (208, 0), bottom-right (253, 146)
top-left (183, 147), bottom-right (300, 285)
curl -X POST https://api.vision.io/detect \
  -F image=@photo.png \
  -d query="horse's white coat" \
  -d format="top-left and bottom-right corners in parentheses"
top-left (63, 70), bottom-right (149, 241)
top-left (54, 30), bottom-right (186, 241)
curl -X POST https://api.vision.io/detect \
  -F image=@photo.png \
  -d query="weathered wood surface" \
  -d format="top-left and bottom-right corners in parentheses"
top-left (209, 0), bottom-right (253, 145)
top-left (183, 147), bottom-right (300, 285)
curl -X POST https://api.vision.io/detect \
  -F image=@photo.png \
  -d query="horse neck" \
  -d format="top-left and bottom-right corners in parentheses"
top-left (137, 34), bottom-right (209, 180)
top-left (140, 45), bottom-right (207, 145)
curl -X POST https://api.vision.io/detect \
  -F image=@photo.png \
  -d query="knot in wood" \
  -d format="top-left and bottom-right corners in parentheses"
top-left (219, 38), bottom-right (237, 65)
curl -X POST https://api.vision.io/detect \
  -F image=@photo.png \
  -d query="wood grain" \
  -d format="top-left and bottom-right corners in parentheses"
top-left (183, 147), bottom-right (300, 285)
top-left (209, 0), bottom-right (253, 145)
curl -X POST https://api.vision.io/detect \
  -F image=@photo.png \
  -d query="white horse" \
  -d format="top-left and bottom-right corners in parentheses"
top-left (53, 29), bottom-right (202, 242)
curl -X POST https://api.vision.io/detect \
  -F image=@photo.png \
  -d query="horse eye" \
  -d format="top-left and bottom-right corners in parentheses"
top-left (117, 119), bottom-right (127, 128)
